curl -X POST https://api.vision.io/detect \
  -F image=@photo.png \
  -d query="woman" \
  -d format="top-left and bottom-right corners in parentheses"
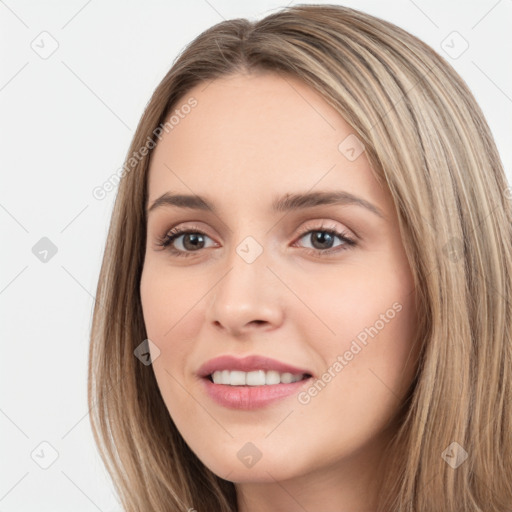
top-left (88, 4), bottom-right (512, 511)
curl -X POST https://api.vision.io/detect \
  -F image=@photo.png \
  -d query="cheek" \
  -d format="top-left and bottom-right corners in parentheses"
top-left (139, 261), bottom-right (212, 362)
top-left (139, 266), bottom-right (203, 428)
top-left (295, 255), bottom-right (418, 405)
top-left (292, 255), bottom-right (415, 347)
top-left (289, 281), bottom-right (418, 467)
top-left (140, 263), bottom-right (206, 341)
top-left (139, 265), bottom-right (207, 412)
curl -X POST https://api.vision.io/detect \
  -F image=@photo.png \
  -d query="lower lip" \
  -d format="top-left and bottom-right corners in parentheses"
top-left (201, 377), bottom-right (312, 410)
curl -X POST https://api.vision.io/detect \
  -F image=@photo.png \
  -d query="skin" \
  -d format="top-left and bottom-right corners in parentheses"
top-left (140, 71), bottom-right (420, 512)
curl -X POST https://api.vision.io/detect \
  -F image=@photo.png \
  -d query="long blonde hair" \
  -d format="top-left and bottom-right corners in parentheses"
top-left (88, 4), bottom-right (512, 511)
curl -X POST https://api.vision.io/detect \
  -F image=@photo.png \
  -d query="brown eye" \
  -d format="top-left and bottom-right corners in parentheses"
top-left (296, 228), bottom-right (356, 253)
top-left (177, 233), bottom-right (207, 251)
top-left (307, 231), bottom-right (336, 250)
top-left (157, 227), bottom-right (216, 257)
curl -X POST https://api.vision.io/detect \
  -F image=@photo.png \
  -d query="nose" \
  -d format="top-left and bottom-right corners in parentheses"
top-left (205, 244), bottom-right (285, 337)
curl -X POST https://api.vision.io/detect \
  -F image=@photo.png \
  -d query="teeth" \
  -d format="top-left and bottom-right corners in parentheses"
top-left (265, 370), bottom-right (280, 385)
top-left (230, 371), bottom-right (246, 386)
top-left (211, 370), bottom-right (305, 386)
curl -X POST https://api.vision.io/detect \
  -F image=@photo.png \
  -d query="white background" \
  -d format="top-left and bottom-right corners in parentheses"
top-left (1, 1), bottom-right (511, 510)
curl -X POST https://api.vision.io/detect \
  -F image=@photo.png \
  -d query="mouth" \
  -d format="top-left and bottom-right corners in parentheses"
top-left (197, 355), bottom-right (315, 410)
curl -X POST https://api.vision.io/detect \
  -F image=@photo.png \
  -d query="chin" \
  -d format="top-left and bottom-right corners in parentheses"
top-left (195, 442), bottom-right (311, 484)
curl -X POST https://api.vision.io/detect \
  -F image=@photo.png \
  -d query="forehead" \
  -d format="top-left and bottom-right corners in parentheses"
top-left (147, 72), bottom-right (384, 210)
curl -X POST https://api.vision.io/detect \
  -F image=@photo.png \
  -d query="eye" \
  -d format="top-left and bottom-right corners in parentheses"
top-left (155, 222), bottom-right (357, 258)
top-left (294, 224), bottom-right (356, 256)
top-left (156, 226), bottom-right (217, 257)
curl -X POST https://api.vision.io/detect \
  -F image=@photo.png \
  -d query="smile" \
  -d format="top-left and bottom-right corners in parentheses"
top-left (197, 354), bottom-right (314, 409)
top-left (210, 369), bottom-right (307, 386)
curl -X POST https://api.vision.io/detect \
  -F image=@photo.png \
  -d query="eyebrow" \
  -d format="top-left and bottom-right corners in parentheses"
top-left (147, 190), bottom-right (385, 219)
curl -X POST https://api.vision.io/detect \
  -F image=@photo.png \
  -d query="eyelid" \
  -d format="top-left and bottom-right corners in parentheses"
top-left (299, 219), bottom-right (343, 234)
top-left (294, 219), bottom-right (354, 239)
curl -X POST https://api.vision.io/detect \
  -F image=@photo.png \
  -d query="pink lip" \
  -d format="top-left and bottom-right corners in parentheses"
top-left (197, 355), bottom-right (314, 410)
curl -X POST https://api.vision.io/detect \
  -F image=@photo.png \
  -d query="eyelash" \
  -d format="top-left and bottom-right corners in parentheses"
top-left (155, 223), bottom-right (357, 258)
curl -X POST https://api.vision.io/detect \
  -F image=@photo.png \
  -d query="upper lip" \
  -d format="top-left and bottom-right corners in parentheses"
top-left (197, 355), bottom-right (313, 378)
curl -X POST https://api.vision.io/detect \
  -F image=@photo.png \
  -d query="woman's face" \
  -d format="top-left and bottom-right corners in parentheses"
top-left (140, 71), bottom-right (419, 488)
